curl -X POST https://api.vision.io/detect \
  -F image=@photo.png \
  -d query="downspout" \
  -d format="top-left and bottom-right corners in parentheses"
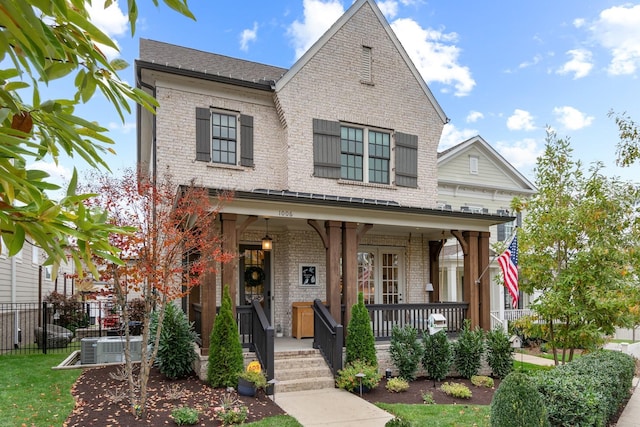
top-left (136, 64), bottom-right (157, 186)
top-left (11, 256), bottom-right (19, 348)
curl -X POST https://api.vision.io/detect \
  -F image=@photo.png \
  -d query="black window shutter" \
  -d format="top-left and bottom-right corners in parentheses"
top-left (195, 107), bottom-right (211, 162)
top-left (313, 118), bottom-right (341, 178)
top-left (240, 114), bottom-right (254, 167)
top-left (395, 132), bottom-right (418, 188)
top-left (497, 209), bottom-right (506, 241)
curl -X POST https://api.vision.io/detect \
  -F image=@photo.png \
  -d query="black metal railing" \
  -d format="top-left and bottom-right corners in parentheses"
top-left (365, 302), bottom-right (468, 340)
top-left (251, 300), bottom-right (274, 394)
top-left (312, 299), bottom-right (343, 376)
top-left (0, 300), bottom-right (129, 355)
top-left (192, 303), bottom-right (202, 345)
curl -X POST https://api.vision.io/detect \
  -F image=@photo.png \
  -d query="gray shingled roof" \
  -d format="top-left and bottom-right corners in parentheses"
top-left (139, 39), bottom-right (288, 85)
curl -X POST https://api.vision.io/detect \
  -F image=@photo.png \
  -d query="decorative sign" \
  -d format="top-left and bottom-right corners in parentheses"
top-left (299, 264), bottom-right (318, 286)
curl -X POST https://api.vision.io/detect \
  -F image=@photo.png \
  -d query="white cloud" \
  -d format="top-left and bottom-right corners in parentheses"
top-left (495, 138), bottom-right (541, 170)
top-left (108, 121), bottom-right (136, 134)
top-left (466, 111), bottom-right (484, 123)
top-left (86, 0), bottom-right (128, 60)
top-left (240, 22), bottom-right (259, 52)
top-left (556, 49), bottom-right (593, 79)
top-left (573, 18), bottom-right (586, 28)
top-left (518, 54), bottom-right (542, 69)
top-left (553, 106), bottom-right (594, 130)
top-left (506, 109), bottom-right (536, 131)
top-left (391, 18), bottom-right (475, 96)
top-left (438, 123), bottom-right (477, 150)
top-left (589, 4), bottom-right (640, 75)
top-left (287, 0), bottom-right (344, 60)
top-left (378, 1), bottom-right (399, 19)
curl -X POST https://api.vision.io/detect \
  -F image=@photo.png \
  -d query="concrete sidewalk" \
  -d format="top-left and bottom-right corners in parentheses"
top-left (274, 387), bottom-right (394, 427)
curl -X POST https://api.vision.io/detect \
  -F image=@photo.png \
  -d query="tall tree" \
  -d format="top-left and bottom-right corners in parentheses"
top-left (513, 131), bottom-right (640, 364)
top-left (0, 0), bottom-right (193, 276)
top-left (609, 110), bottom-right (640, 167)
top-left (81, 169), bottom-right (233, 417)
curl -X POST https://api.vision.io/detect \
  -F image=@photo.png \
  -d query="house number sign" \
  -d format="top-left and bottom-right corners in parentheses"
top-left (278, 210), bottom-right (293, 217)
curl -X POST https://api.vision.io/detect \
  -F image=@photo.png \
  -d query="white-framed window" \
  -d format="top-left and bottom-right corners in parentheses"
top-left (44, 265), bottom-right (52, 280)
top-left (211, 111), bottom-right (238, 165)
top-left (357, 247), bottom-right (404, 304)
top-left (341, 125), bottom-right (391, 184)
top-left (469, 155), bottom-right (479, 174)
top-left (32, 246), bottom-right (39, 264)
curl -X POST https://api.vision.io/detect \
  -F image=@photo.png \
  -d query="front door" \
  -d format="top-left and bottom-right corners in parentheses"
top-left (239, 245), bottom-right (271, 322)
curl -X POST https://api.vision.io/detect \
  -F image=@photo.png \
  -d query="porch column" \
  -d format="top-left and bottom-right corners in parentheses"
top-left (462, 231), bottom-right (480, 328)
top-left (325, 221), bottom-right (342, 323)
top-left (221, 213), bottom-right (238, 316)
top-left (428, 240), bottom-right (444, 302)
top-left (478, 231), bottom-right (491, 330)
top-left (342, 222), bottom-right (358, 328)
top-left (200, 262), bottom-right (217, 355)
top-left (447, 266), bottom-right (457, 301)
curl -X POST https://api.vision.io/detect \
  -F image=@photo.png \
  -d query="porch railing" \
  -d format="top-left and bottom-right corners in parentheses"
top-left (312, 299), bottom-right (343, 376)
top-left (365, 302), bottom-right (468, 340)
top-left (201, 304), bottom-right (254, 348)
top-left (250, 300), bottom-right (274, 394)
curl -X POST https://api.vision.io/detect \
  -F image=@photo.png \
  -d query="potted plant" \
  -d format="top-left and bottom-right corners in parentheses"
top-left (237, 361), bottom-right (267, 397)
top-left (335, 360), bottom-right (381, 393)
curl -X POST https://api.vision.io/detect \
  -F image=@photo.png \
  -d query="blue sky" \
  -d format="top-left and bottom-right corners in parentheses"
top-left (37, 0), bottom-right (640, 186)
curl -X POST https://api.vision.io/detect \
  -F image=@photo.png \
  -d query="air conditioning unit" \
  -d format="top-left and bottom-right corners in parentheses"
top-left (81, 336), bottom-right (143, 364)
top-left (81, 337), bottom-right (99, 364)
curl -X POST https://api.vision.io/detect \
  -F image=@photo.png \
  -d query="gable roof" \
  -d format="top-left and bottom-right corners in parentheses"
top-left (138, 39), bottom-right (287, 88)
top-left (273, 0), bottom-right (448, 124)
top-left (438, 135), bottom-right (536, 193)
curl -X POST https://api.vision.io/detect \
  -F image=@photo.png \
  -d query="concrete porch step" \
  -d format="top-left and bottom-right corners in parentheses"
top-left (273, 348), bottom-right (336, 393)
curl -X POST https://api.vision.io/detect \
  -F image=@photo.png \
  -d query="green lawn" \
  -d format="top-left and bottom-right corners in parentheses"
top-left (247, 415), bottom-right (303, 426)
top-left (0, 351), bottom-right (81, 427)
top-left (378, 403), bottom-right (491, 426)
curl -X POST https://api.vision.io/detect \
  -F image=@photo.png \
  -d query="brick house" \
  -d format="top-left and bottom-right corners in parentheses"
top-left (136, 0), bottom-right (513, 368)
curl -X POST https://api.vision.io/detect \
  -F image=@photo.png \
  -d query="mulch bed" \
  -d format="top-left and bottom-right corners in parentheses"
top-left (64, 365), bottom-right (285, 427)
top-left (361, 376), bottom-right (499, 406)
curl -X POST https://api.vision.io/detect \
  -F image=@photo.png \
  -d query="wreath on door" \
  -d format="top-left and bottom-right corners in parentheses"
top-left (245, 266), bottom-right (265, 287)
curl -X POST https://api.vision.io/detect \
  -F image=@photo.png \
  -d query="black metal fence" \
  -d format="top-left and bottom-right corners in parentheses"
top-left (0, 301), bottom-right (134, 355)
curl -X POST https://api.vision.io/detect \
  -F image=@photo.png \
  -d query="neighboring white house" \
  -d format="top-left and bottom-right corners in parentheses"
top-left (436, 135), bottom-right (537, 327)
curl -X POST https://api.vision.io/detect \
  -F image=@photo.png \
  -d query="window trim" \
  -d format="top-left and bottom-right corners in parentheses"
top-left (469, 155), bottom-right (479, 175)
top-left (211, 110), bottom-right (239, 166)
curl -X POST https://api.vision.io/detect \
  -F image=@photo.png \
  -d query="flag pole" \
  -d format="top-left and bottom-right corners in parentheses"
top-left (474, 227), bottom-right (518, 285)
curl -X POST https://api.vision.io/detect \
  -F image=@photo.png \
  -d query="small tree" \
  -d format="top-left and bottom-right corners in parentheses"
top-left (485, 326), bottom-right (514, 379)
top-left (389, 325), bottom-right (422, 381)
top-left (452, 320), bottom-right (485, 379)
top-left (490, 372), bottom-right (550, 427)
top-left (345, 292), bottom-right (377, 367)
top-left (150, 302), bottom-right (197, 380)
top-left (208, 285), bottom-right (244, 388)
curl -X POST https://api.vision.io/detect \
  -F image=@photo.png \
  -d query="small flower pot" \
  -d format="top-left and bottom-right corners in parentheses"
top-left (237, 378), bottom-right (257, 397)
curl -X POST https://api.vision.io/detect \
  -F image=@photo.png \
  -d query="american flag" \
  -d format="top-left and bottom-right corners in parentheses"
top-left (497, 234), bottom-right (519, 308)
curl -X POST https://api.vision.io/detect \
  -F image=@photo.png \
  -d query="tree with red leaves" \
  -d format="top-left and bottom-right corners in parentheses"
top-left (81, 169), bottom-right (233, 417)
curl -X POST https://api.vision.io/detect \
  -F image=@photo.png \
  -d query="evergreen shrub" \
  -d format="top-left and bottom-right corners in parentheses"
top-left (207, 285), bottom-right (244, 388)
top-left (452, 320), bottom-right (485, 379)
top-left (345, 292), bottom-right (377, 367)
top-left (490, 372), bottom-right (549, 427)
top-left (422, 329), bottom-right (453, 382)
top-left (389, 324), bottom-right (422, 381)
top-left (485, 326), bottom-right (514, 378)
top-left (150, 302), bottom-right (197, 379)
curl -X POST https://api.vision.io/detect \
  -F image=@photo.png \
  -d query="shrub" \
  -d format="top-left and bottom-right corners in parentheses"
top-left (208, 285), bottom-right (244, 388)
top-left (237, 369), bottom-right (267, 390)
top-left (346, 292), bottom-right (377, 368)
top-left (471, 375), bottom-right (494, 388)
top-left (490, 372), bottom-right (549, 427)
top-left (214, 390), bottom-right (248, 425)
top-left (422, 330), bottom-right (453, 382)
top-left (336, 360), bottom-right (381, 392)
top-left (385, 417), bottom-right (411, 427)
top-left (440, 382), bottom-right (472, 399)
top-left (44, 292), bottom-right (88, 332)
top-left (422, 390), bottom-right (435, 404)
top-left (127, 298), bottom-right (146, 322)
top-left (535, 350), bottom-right (635, 426)
top-left (485, 326), bottom-right (514, 379)
top-left (171, 406), bottom-right (200, 425)
top-left (150, 302), bottom-right (197, 379)
top-left (452, 320), bottom-right (485, 379)
top-left (389, 325), bottom-right (422, 381)
top-left (385, 377), bottom-right (409, 393)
